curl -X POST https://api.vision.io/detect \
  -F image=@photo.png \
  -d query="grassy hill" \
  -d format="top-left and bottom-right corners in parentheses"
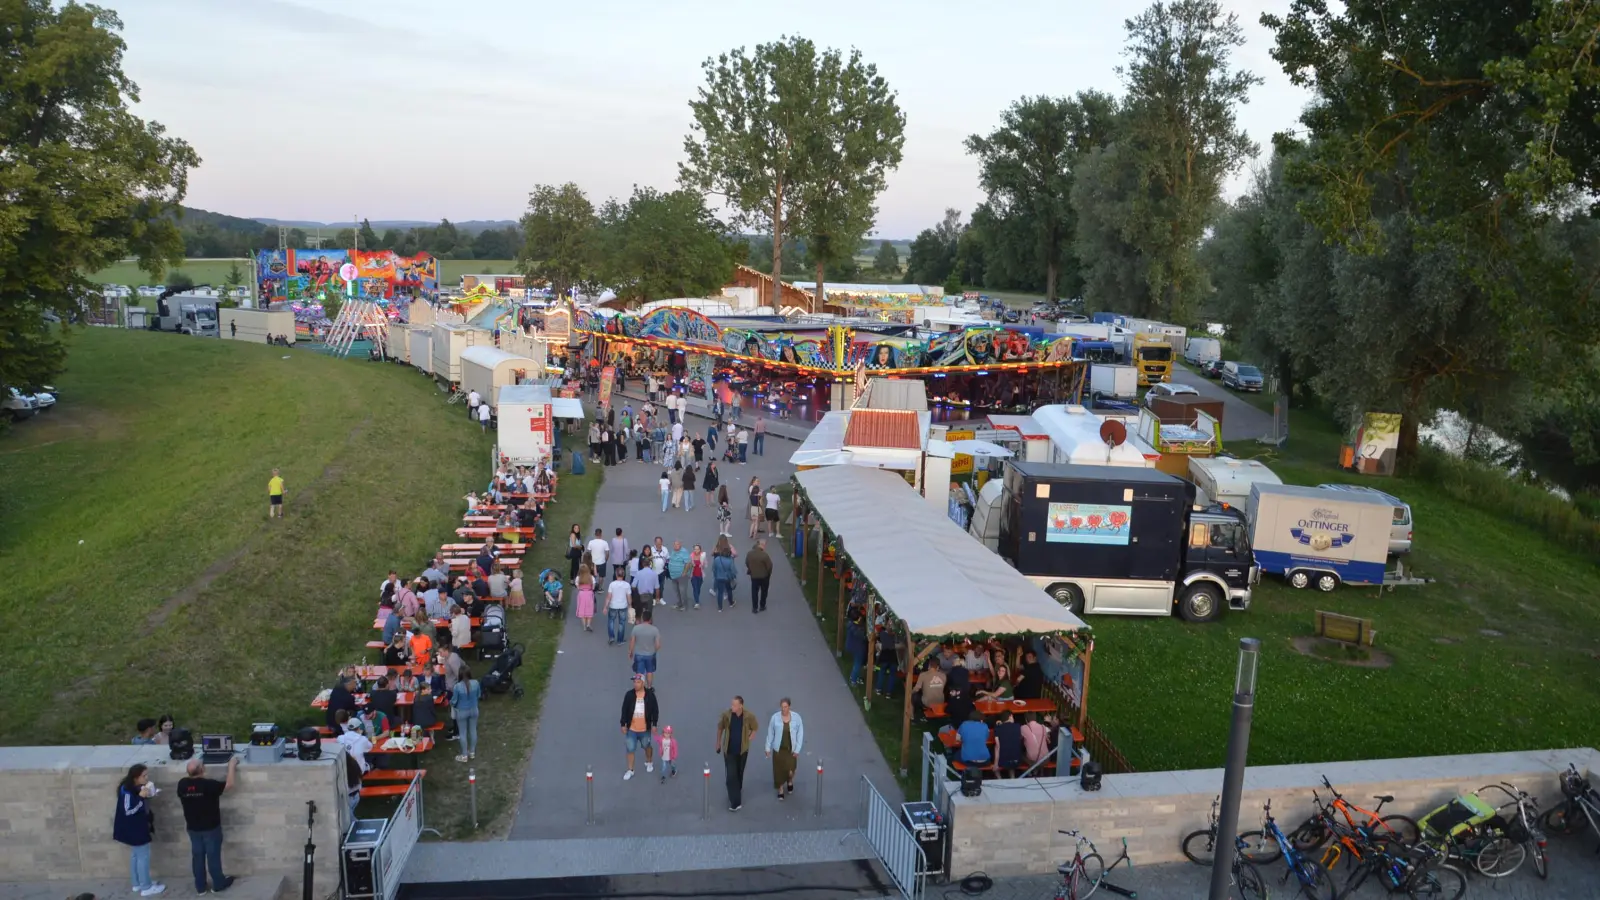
top-left (0, 329), bottom-right (600, 836)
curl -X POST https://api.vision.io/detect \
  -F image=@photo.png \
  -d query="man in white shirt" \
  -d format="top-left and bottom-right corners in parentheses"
top-left (587, 527), bottom-right (611, 579)
top-left (477, 402), bottom-right (491, 432)
top-left (605, 570), bottom-right (633, 646)
top-left (666, 393), bottom-right (679, 424)
top-left (522, 472), bottom-right (536, 494)
top-left (737, 427), bottom-right (750, 464)
top-left (466, 389), bottom-right (481, 419)
top-left (765, 487), bottom-right (782, 538)
top-left (671, 419), bottom-right (684, 443)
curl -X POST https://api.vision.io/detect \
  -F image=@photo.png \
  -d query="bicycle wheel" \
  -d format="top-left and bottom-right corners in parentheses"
top-left (1182, 829), bottom-right (1217, 866)
top-left (1377, 815), bottom-right (1421, 846)
top-left (1528, 836), bottom-right (1548, 880)
top-left (1541, 803), bottom-right (1584, 835)
top-left (1408, 863), bottom-right (1466, 900)
top-left (1291, 817), bottom-right (1329, 851)
top-left (1295, 858), bottom-right (1336, 900)
top-left (1238, 831), bottom-right (1282, 864)
top-left (1233, 859), bottom-right (1268, 900)
top-left (1473, 836), bottom-right (1525, 877)
top-left (1076, 852), bottom-right (1106, 899)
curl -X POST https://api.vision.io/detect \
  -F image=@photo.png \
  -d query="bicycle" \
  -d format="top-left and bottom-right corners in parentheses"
top-left (1541, 762), bottom-right (1600, 852)
top-left (1248, 799), bottom-right (1336, 900)
top-left (1336, 838), bottom-right (1466, 900)
top-left (1053, 829), bottom-right (1104, 900)
top-left (1476, 781), bottom-right (1548, 880)
top-left (1291, 777), bottom-right (1420, 856)
top-left (1183, 795), bottom-right (1282, 868)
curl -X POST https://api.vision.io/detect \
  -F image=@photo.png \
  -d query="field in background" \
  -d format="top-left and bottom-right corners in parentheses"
top-left (87, 258), bottom-right (246, 287)
top-left (0, 328), bottom-right (599, 838)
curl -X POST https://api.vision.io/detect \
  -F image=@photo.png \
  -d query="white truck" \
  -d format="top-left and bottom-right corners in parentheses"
top-left (154, 294), bottom-right (219, 336)
top-left (1183, 337), bottom-right (1221, 365)
top-left (1246, 483), bottom-right (1395, 591)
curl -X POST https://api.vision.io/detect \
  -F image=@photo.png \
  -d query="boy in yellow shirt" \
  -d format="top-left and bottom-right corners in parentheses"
top-left (268, 468), bottom-right (285, 519)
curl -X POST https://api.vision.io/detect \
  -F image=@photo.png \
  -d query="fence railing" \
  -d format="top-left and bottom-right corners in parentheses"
top-left (1075, 711), bottom-right (1134, 774)
top-left (860, 775), bottom-right (924, 900)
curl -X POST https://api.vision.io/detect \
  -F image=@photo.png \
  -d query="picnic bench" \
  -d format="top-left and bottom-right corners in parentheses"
top-left (1315, 610), bottom-right (1376, 647)
top-left (444, 556), bottom-right (521, 569)
top-left (440, 543), bottom-right (528, 554)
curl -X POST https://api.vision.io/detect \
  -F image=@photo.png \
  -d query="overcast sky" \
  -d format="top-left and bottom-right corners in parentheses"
top-left (113, 0), bottom-right (1310, 237)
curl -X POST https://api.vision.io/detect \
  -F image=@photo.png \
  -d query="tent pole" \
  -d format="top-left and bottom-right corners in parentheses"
top-left (1077, 636), bottom-right (1094, 732)
top-left (899, 630), bottom-right (917, 776)
top-left (864, 591), bottom-right (877, 712)
top-left (815, 536), bottom-right (826, 617)
top-left (798, 515), bottom-right (807, 584)
top-left (836, 571), bottom-right (847, 655)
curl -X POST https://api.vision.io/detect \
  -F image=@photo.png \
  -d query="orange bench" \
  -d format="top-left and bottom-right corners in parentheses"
top-left (362, 769), bottom-right (426, 781)
top-left (359, 784), bottom-right (411, 798)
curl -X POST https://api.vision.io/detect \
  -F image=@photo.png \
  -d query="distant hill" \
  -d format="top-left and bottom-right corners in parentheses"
top-left (174, 206), bottom-right (268, 234)
top-left (253, 218), bottom-right (518, 235)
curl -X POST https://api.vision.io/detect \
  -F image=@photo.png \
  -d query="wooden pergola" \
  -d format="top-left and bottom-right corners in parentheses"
top-left (793, 465), bottom-right (1093, 774)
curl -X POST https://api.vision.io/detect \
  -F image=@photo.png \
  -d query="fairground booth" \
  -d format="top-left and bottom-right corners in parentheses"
top-left (792, 465), bottom-right (1103, 780)
top-left (571, 305), bottom-right (1087, 422)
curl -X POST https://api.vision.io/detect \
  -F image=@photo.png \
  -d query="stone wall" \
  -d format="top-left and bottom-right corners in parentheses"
top-left (946, 746), bottom-right (1599, 876)
top-left (0, 745), bottom-right (346, 892)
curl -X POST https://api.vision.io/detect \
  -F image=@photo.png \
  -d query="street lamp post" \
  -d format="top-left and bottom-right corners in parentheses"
top-left (1208, 637), bottom-right (1260, 900)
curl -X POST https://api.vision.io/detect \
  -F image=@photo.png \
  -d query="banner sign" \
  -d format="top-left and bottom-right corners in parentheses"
top-left (598, 366), bottom-right (616, 408)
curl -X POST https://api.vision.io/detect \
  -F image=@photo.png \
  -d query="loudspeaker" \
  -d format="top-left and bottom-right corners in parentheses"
top-left (959, 766), bottom-right (983, 798)
top-left (168, 728), bottom-right (193, 760)
top-left (1080, 760), bottom-right (1103, 791)
top-left (296, 727), bottom-right (322, 761)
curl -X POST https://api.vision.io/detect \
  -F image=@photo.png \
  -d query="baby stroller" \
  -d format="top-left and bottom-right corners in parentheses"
top-left (479, 642), bottom-right (526, 699)
top-left (538, 568), bottom-right (564, 620)
top-left (478, 603), bottom-right (506, 661)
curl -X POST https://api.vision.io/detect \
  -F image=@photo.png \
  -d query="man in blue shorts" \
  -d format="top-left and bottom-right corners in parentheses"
top-left (628, 609), bottom-right (661, 688)
top-left (618, 674), bottom-right (658, 781)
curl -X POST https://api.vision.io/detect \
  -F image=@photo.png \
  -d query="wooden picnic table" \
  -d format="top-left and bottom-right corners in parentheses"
top-left (368, 737), bottom-right (435, 755)
top-left (312, 691), bottom-right (445, 710)
top-left (445, 556), bottom-right (521, 569)
top-left (976, 698), bottom-right (1057, 717)
top-left (371, 617), bottom-right (482, 630)
top-left (440, 543), bottom-right (527, 553)
top-left (455, 528), bottom-right (540, 540)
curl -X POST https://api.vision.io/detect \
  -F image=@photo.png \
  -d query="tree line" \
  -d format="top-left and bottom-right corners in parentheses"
top-left (174, 212), bottom-right (523, 263)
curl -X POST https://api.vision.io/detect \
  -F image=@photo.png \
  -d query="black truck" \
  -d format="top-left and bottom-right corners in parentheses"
top-left (989, 461), bottom-right (1258, 622)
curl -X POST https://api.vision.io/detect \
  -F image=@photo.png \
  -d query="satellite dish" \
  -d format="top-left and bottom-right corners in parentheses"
top-left (1100, 419), bottom-right (1127, 448)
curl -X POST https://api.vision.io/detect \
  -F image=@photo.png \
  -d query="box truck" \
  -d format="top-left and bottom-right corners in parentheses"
top-left (1088, 363), bottom-right (1138, 402)
top-left (1183, 337), bottom-right (1221, 364)
top-left (1246, 483), bottom-right (1393, 590)
top-left (153, 294), bottom-right (218, 336)
top-left (986, 461), bottom-right (1258, 621)
top-left (1132, 333), bottom-right (1174, 386)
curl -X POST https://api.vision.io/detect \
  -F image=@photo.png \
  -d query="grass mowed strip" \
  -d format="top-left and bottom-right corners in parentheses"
top-left (0, 328), bottom-right (600, 837)
top-left (87, 258), bottom-right (246, 286)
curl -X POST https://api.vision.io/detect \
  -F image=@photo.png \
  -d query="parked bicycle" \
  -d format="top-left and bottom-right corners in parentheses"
top-left (1416, 789), bottom-right (1525, 878)
top-left (1184, 795), bottom-right (1284, 868)
top-left (1240, 800), bottom-right (1335, 900)
top-left (1290, 777), bottom-right (1420, 856)
top-left (1541, 762), bottom-right (1600, 852)
top-left (1476, 782), bottom-right (1547, 880)
top-left (1053, 829), bottom-right (1104, 900)
top-left (1336, 837), bottom-right (1466, 900)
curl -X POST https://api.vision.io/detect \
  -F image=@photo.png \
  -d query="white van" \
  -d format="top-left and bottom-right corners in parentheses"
top-left (1317, 484), bottom-right (1413, 554)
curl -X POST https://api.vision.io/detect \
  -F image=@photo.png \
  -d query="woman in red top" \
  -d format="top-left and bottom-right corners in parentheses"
top-left (689, 544), bottom-right (706, 609)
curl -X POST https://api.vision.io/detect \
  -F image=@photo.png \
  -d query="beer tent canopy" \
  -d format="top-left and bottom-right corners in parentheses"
top-left (793, 464), bottom-right (1089, 637)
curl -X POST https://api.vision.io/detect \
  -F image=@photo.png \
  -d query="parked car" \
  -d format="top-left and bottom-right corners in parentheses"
top-left (1146, 382), bottom-right (1201, 402)
top-left (29, 390), bottom-right (56, 411)
top-left (1222, 362), bottom-right (1264, 392)
top-left (1316, 484), bottom-right (1414, 555)
top-left (5, 388), bottom-right (36, 422)
top-left (1199, 359), bottom-right (1225, 378)
top-left (1001, 309), bottom-right (1022, 323)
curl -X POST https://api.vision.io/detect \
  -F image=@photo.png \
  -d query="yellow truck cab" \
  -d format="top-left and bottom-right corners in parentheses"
top-left (1132, 333), bottom-right (1173, 386)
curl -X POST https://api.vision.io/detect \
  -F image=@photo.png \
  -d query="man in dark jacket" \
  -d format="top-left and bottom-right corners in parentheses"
top-left (745, 539), bottom-right (773, 613)
top-left (619, 675), bottom-right (659, 781)
top-left (325, 674), bottom-right (358, 729)
top-left (1013, 649), bottom-right (1045, 700)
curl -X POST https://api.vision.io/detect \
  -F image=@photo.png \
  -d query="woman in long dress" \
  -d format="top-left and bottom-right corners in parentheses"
top-left (574, 563), bottom-right (596, 632)
top-left (764, 698), bottom-right (804, 801)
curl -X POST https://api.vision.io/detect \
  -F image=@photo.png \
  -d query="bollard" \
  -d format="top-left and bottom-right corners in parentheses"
top-left (586, 768), bottom-right (595, 825)
top-left (702, 762), bottom-right (712, 819)
top-left (814, 759), bottom-right (824, 817)
top-left (468, 768), bottom-right (478, 829)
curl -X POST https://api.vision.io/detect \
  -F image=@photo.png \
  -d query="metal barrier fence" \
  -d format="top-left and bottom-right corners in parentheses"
top-left (859, 775), bottom-right (925, 900)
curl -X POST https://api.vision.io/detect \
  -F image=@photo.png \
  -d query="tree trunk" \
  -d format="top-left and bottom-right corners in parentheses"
top-left (1396, 379), bottom-right (1427, 474)
top-left (814, 259), bottom-right (826, 316)
top-left (1046, 260), bottom-right (1059, 303)
top-left (771, 186), bottom-right (785, 311)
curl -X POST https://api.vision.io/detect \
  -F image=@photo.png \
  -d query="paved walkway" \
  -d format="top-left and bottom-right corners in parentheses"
top-left (508, 408), bottom-right (901, 839)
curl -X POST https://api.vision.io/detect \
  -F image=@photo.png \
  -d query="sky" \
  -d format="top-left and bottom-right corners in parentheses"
top-left (112, 0), bottom-right (1311, 238)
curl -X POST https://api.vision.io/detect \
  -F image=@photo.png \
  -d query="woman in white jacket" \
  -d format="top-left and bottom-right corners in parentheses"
top-left (764, 698), bottom-right (804, 801)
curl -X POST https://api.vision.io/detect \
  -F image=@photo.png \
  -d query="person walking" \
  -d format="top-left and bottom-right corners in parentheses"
top-left (666, 541), bottom-right (691, 610)
top-left (715, 696), bottom-right (757, 811)
top-left (764, 699), bottom-right (804, 802)
top-left (711, 542), bottom-right (737, 611)
top-left (567, 524), bottom-right (584, 580)
top-left (747, 478), bottom-right (763, 539)
top-left (450, 664), bottom-right (481, 762)
top-left (575, 563), bottom-right (597, 632)
top-left (605, 570), bottom-right (631, 645)
top-left (659, 470), bottom-right (672, 513)
top-left (702, 461), bottom-right (720, 506)
top-left (267, 468), bottom-right (285, 519)
top-left (631, 553), bottom-right (660, 618)
top-left (586, 527), bottom-right (610, 580)
top-left (681, 463), bottom-right (698, 511)
top-left (716, 486), bottom-right (733, 536)
top-left (753, 415), bottom-right (767, 456)
top-left (467, 388), bottom-right (481, 420)
top-left (619, 675), bottom-right (659, 780)
top-left (113, 764), bottom-right (165, 896)
top-left (737, 426), bottom-right (750, 463)
top-left (706, 421), bottom-right (718, 454)
top-left (689, 544), bottom-right (706, 609)
top-left (628, 608), bottom-right (661, 688)
top-left (477, 401), bottom-right (492, 433)
top-left (746, 539), bottom-right (773, 613)
top-left (177, 755), bottom-right (237, 895)
top-left (609, 528), bottom-right (630, 579)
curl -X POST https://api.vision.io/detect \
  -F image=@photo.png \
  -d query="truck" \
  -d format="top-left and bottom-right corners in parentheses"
top-left (1132, 333), bottom-right (1173, 386)
top-left (1088, 362), bottom-right (1138, 402)
top-left (153, 293), bottom-right (218, 336)
top-left (1183, 337), bottom-right (1221, 365)
top-left (982, 461), bottom-right (1258, 622)
top-left (1246, 483), bottom-right (1394, 591)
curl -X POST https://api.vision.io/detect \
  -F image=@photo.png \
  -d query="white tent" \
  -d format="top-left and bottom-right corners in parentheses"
top-left (795, 465), bottom-right (1088, 638)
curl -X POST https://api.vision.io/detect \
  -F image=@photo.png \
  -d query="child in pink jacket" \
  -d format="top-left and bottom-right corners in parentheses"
top-left (657, 724), bottom-right (678, 782)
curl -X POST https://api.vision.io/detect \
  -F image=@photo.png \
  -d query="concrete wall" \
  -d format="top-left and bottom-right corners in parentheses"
top-left (946, 746), bottom-right (1599, 876)
top-left (0, 745), bottom-right (346, 893)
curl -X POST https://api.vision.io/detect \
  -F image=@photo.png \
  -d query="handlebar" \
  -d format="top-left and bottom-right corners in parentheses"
top-left (1320, 775), bottom-right (1340, 797)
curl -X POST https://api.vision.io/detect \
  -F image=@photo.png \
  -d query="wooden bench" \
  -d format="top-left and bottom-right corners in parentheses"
top-left (1315, 610), bottom-right (1376, 647)
top-left (361, 769), bottom-right (426, 782)
top-left (358, 784), bottom-right (412, 798)
top-left (365, 641), bottom-right (388, 650)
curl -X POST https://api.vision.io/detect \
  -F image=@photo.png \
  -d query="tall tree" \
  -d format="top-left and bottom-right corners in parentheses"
top-left (517, 183), bottom-right (596, 299)
top-left (792, 48), bottom-right (905, 308)
top-left (333, 228), bottom-right (356, 249)
top-left (965, 92), bottom-right (1117, 301)
top-left (872, 240), bottom-right (900, 275)
top-left (357, 219), bottom-right (380, 251)
top-left (0, 1), bottom-right (198, 393)
top-left (596, 187), bottom-right (740, 307)
top-left (906, 209), bottom-right (964, 285)
top-left (681, 37), bottom-right (838, 308)
top-left (378, 228), bottom-right (402, 251)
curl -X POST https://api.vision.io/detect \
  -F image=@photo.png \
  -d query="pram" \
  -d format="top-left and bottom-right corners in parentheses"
top-left (477, 603), bottom-right (506, 660)
top-left (479, 642), bottom-right (525, 699)
top-left (538, 568), bottom-right (564, 620)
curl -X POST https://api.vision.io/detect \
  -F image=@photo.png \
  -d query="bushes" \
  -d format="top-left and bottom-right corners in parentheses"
top-left (1412, 446), bottom-right (1600, 558)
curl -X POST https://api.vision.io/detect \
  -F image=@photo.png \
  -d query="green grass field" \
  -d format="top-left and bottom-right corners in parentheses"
top-left (0, 328), bottom-right (599, 838)
top-left (798, 406), bottom-right (1600, 781)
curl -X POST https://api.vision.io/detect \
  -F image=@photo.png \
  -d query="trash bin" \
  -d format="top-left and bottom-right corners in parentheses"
top-left (901, 801), bottom-right (947, 883)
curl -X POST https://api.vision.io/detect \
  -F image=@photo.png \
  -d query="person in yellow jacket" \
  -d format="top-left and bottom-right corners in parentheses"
top-left (267, 469), bottom-right (285, 519)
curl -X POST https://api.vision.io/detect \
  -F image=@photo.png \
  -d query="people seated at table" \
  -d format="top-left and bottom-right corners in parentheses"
top-left (977, 664), bottom-right (1013, 703)
top-left (463, 491), bottom-right (481, 513)
top-left (422, 559), bottom-right (447, 586)
top-left (381, 608), bottom-right (404, 645)
top-left (944, 668), bottom-right (974, 726)
top-left (496, 510), bottom-right (519, 542)
top-left (423, 582), bottom-right (449, 619)
top-left (962, 640), bottom-right (989, 674)
top-left (382, 632), bottom-right (411, 668)
top-left (1014, 649), bottom-right (1045, 700)
top-left (369, 676), bottom-right (399, 720)
top-left (449, 605), bottom-right (471, 649)
top-left (912, 660), bottom-right (947, 723)
top-left (440, 643), bottom-right (466, 692)
top-left (335, 710), bottom-right (372, 774)
top-left (392, 667), bottom-right (418, 694)
top-left (358, 705), bottom-right (393, 742)
top-left (1021, 713), bottom-right (1049, 766)
top-left (954, 711), bottom-right (991, 766)
top-left (394, 580), bottom-right (420, 619)
top-left (407, 623), bottom-right (434, 672)
top-left (450, 576), bottom-right (473, 610)
top-left (993, 711), bottom-right (1024, 777)
top-left (937, 642), bottom-right (962, 672)
top-left (487, 564), bottom-right (510, 602)
top-left (325, 674), bottom-right (358, 729)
